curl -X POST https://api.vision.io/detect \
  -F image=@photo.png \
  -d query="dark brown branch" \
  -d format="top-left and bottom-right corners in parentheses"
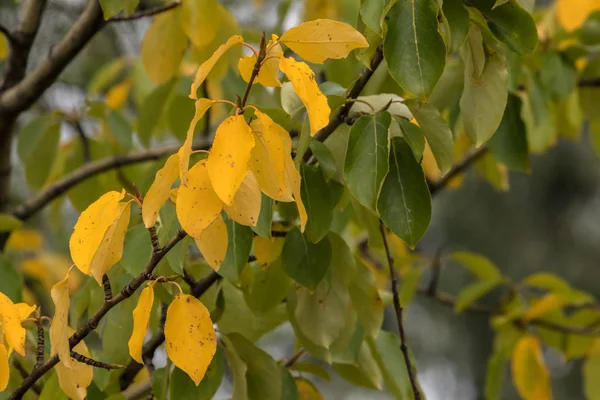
top-left (102, 274), bottom-right (113, 302)
top-left (119, 271), bottom-right (221, 390)
top-left (428, 146), bottom-right (489, 196)
top-left (379, 222), bottom-right (422, 400)
top-left (303, 45), bottom-right (384, 162)
top-left (70, 351), bottom-right (124, 370)
top-left (0, 24), bottom-right (14, 43)
top-left (35, 308), bottom-right (44, 368)
top-left (283, 349), bottom-right (307, 368)
top-left (109, 2), bottom-right (181, 22)
top-left (8, 230), bottom-right (187, 400)
top-left (10, 139), bottom-right (210, 221)
top-left (241, 33), bottom-right (267, 108)
top-left (12, 360), bottom-right (41, 395)
top-left (579, 77), bottom-right (600, 87)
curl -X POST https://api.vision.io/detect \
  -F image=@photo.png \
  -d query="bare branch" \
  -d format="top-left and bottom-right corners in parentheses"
top-left (70, 351), bottom-right (125, 370)
top-left (109, 2), bottom-right (181, 22)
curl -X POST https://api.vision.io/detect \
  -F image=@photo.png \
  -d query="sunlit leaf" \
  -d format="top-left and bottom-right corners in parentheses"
top-left (511, 335), bottom-right (552, 400)
top-left (178, 98), bottom-right (215, 186)
top-left (557, 0), bottom-right (600, 31)
top-left (0, 344), bottom-right (8, 392)
top-left (55, 328), bottom-right (93, 400)
top-left (194, 214), bottom-right (228, 271)
top-left (223, 171), bottom-right (262, 227)
top-left (0, 292), bottom-right (26, 356)
top-left (143, 154), bottom-right (179, 228)
top-left (128, 281), bottom-right (156, 364)
top-left (238, 34), bottom-right (283, 87)
top-left (50, 271), bottom-right (72, 368)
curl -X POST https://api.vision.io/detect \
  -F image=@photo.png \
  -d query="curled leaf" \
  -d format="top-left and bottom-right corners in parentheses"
top-left (143, 154), bottom-right (180, 228)
top-left (511, 335), bottom-right (552, 400)
top-left (285, 158), bottom-right (307, 232)
top-left (128, 282), bottom-right (156, 364)
top-left (50, 271), bottom-right (72, 368)
top-left (56, 328), bottom-right (93, 400)
top-left (165, 294), bottom-right (217, 385)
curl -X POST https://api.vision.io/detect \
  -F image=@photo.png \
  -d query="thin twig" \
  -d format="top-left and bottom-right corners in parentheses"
top-left (240, 32), bottom-right (267, 108)
top-left (35, 308), bottom-right (44, 368)
top-left (12, 360), bottom-right (41, 395)
top-left (379, 222), bottom-right (422, 400)
top-left (428, 146), bottom-right (489, 196)
top-left (283, 349), bottom-right (307, 368)
top-left (70, 351), bottom-right (125, 370)
top-left (109, 2), bottom-right (181, 22)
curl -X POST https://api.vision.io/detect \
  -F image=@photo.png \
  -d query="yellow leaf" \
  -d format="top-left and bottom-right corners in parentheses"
top-left (512, 335), bottom-right (552, 400)
top-left (178, 98), bottom-right (215, 186)
top-left (248, 117), bottom-right (290, 201)
top-left (141, 8), bottom-right (188, 85)
top-left (207, 115), bottom-right (255, 205)
top-left (194, 214), bottom-right (228, 271)
top-left (0, 33), bottom-right (7, 61)
top-left (238, 34), bottom-right (283, 87)
top-left (90, 201), bottom-right (132, 284)
top-left (165, 294), bottom-right (217, 385)
top-left (0, 344), bottom-right (8, 392)
top-left (253, 236), bottom-right (285, 267)
top-left (106, 79), bottom-right (132, 109)
top-left (170, 188), bottom-right (178, 203)
top-left (280, 19), bottom-right (368, 64)
top-left (296, 377), bottom-right (324, 400)
top-left (557, 0), bottom-right (600, 31)
top-left (181, 0), bottom-right (222, 48)
top-left (143, 154), bottom-right (179, 228)
top-left (6, 229), bottom-right (43, 250)
top-left (223, 171), bottom-right (262, 226)
top-left (56, 328), bottom-right (93, 400)
top-left (50, 272), bottom-right (72, 368)
top-left (190, 35), bottom-right (244, 99)
top-left (69, 190), bottom-right (125, 275)
top-left (0, 292), bottom-right (26, 356)
top-left (523, 293), bottom-right (566, 322)
top-left (14, 303), bottom-right (36, 321)
top-left (176, 160), bottom-right (223, 238)
top-left (285, 157), bottom-right (307, 232)
top-left (279, 57), bottom-right (330, 136)
top-left (128, 282), bottom-right (156, 364)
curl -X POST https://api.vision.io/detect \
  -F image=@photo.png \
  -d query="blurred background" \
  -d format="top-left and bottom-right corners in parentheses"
top-left (1, 0), bottom-right (598, 399)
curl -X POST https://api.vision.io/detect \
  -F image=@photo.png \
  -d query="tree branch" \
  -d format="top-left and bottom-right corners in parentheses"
top-left (379, 222), bottom-right (422, 400)
top-left (428, 146), bottom-right (489, 196)
top-left (108, 2), bottom-right (181, 22)
top-left (9, 229), bottom-right (187, 400)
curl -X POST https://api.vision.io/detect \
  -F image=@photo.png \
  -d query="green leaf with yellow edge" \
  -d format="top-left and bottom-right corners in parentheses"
top-left (511, 335), bottom-right (552, 400)
top-left (176, 160), bottom-right (223, 239)
top-left (165, 294), bottom-right (217, 385)
top-left (69, 190), bottom-right (126, 276)
top-left (128, 281), bottom-right (156, 364)
top-left (281, 227), bottom-right (331, 289)
top-left (50, 271), bottom-right (72, 368)
top-left (190, 35), bottom-right (244, 99)
top-left (194, 214), bottom-right (228, 271)
top-left (279, 57), bottom-right (330, 136)
top-left (384, 0), bottom-right (446, 97)
top-left (378, 137), bottom-right (432, 249)
top-left (279, 19), bottom-right (368, 64)
top-left (344, 112), bottom-right (391, 213)
top-left (141, 7), bottom-right (187, 85)
top-left (206, 115), bottom-right (255, 206)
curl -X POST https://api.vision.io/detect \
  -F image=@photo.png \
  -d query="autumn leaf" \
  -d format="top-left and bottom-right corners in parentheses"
top-left (206, 115), bottom-right (256, 205)
top-left (296, 377), bottom-right (324, 399)
top-left (190, 35), bottom-right (244, 99)
top-left (178, 98), bottom-right (216, 186)
top-left (556, 0), bottom-right (600, 31)
top-left (238, 34), bottom-right (283, 87)
top-left (15, 303), bottom-right (36, 321)
top-left (512, 335), bottom-right (552, 400)
top-left (223, 171), bottom-right (262, 226)
top-left (106, 79), bottom-right (132, 109)
top-left (0, 292), bottom-right (26, 356)
top-left (143, 154), bottom-right (179, 228)
top-left (89, 200), bottom-right (132, 284)
top-left (253, 236), bottom-right (285, 267)
top-left (176, 160), bottom-right (223, 238)
top-left (279, 57), bottom-right (330, 136)
top-left (56, 328), bottom-right (93, 400)
top-left (0, 344), bottom-right (8, 392)
top-left (164, 294), bottom-right (217, 385)
top-left (69, 190), bottom-right (126, 275)
top-left (128, 281), bottom-right (156, 364)
top-left (50, 271), bottom-right (73, 368)
top-left (194, 214), bottom-right (228, 271)
top-left (285, 157), bottom-right (307, 232)
top-left (280, 19), bottom-right (368, 64)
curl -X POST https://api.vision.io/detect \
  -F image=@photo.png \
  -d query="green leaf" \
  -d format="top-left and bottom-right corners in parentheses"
top-left (394, 117), bottom-right (425, 161)
top-left (0, 257), bottom-right (23, 302)
top-left (384, 0), bottom-right (446, 97)
top-left (222, 336), bottom-right (248, 400)
top-left (367, 332), bottom-right (413, 400)
top-left (0, 213), bottom-right (22, 232)
top-left (281, 227), bottom-right (331, 289)
top-left (451, 251), bottom-right (502, 280)
top-left (334, 342), bottom-right (383, 390)
top-left (99, 0), bottom-right (124, 19)
top-left (301, 164), bottom-right (333, 243)
top-left (170, 347), bottom-right (224, 400)
top-left (404, 99), bottom-right (453, 173)
top-left (290, 362), bottom-right (331, 381)
top-left (344, 113), bottom-right (391, 213)
top-left (585, 349), bottom-right (600, 400)
top-left (244, 261), bottom-right (292, 313)
top-left (399, 267), bottom-right (424, 306)
top-left (484, 345), bottom-right (508, 400)
top-left (470, 0), bottom-right (538, 55)
top-left (18, 115), bottom-right (61, 189)
top-left (39, 372), bottom-right (68, 400)
top-left (460, 25), bottom-right (509, 147)
top-left (167, 94), bottom-right (197, 141)
top-left (309, 141), bottom-right (337, 182)
top-left (488, 94), bottom-right (530, 172)
top-left (349, 258), bottom-right (384, 338)
top-left (442, 0), bottom-right (470, 54)
top-left (106, 109), bottom-right (133, 151)
top-left (324, 124), bottom-right (350, 183)
top-left (121, 224), bottom-right (152, 277)
top-left (360, 0), bottom-right (387, 35)
top-left (220, 219), bottom-right (253, 282)
top-left (539, 52), bottom-right (578, 100)
top-left (227, 333), bottom-right (283, 400)
top-left (378, 137), bottom-right (432, 249)
top-left (454, 279), bottom-right (502, 313)
top-left (280, 368), bottom-right (299, 400)
top-left (252, 194), bottom-right (274, 239)
top-left (138, 80), bottom-right (176, 146)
